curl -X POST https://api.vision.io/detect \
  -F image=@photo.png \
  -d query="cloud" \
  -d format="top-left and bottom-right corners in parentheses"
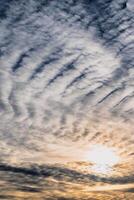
top-left (0, 1), bottom-right (134, 199)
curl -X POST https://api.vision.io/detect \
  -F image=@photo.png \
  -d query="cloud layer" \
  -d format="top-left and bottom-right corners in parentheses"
top-left (0, 0), bottom-right (134, 199)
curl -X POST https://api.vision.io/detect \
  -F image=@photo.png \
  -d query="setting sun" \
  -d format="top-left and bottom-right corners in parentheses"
top-left (87, 144), bottom-right (119, 174)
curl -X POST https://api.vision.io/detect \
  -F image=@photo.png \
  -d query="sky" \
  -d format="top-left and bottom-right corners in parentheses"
top-left (0, 0), bottom-right (134, 199)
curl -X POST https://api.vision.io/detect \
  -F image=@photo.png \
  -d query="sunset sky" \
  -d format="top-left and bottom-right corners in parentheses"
top-left (0, 0), bottom-right (134, 199)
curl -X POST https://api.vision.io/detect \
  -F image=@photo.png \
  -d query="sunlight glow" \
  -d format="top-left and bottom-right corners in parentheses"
top-left (87, 144), bottom-right (119, 174)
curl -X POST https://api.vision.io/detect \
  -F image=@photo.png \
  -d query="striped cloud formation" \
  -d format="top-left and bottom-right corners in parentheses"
top-left (0, 0), bottom-right (134, 199)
